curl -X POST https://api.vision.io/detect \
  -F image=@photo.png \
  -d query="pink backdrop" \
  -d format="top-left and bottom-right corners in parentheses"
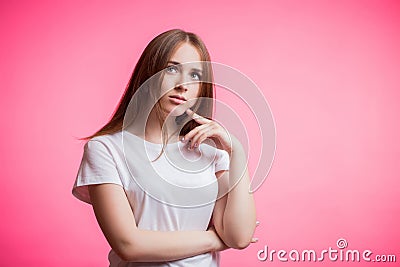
top-left (1, 0), bottom-right (399, 266)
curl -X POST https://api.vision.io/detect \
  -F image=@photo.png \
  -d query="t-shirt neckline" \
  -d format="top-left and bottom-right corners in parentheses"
top-left (122, 130), bottom-right (181, 146)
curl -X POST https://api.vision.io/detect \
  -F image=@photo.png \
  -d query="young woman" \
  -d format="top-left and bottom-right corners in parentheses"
top-left (72, 29), bottom-right (257, 266)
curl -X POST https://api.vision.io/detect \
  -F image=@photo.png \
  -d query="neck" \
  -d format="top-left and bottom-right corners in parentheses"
top-left (144, 107), bottom-right (180, 144)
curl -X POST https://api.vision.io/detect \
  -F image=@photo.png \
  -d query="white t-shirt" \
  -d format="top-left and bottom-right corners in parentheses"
top-left (72, 130), bottom-right (230, 267)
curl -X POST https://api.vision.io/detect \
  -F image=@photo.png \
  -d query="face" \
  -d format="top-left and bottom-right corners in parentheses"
top-left (158, 42), bottom-right (203, 117)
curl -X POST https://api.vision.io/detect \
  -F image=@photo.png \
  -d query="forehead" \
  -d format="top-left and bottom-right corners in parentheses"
top-left (170, 43), bottom-right (202, 69)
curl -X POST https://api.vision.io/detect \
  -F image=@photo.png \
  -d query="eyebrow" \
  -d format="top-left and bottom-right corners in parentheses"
top-left (167, 61), bottom-right (203, 73)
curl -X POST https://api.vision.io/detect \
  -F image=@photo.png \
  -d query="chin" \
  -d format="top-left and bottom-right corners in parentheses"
top-left (165, 101), bottom-right (193, 117)
top-left (168, 106), bottom-right (186, 117)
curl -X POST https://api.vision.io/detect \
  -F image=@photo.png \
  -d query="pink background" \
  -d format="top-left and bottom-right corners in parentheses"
top-left (1, 0), bottom-right (399, 266)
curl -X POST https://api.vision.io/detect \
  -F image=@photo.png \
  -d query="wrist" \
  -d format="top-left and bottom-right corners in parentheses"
top-left (208, 229), bottom-right (225, 252)
top-left (227, 136), bottom-right (244, 157)
top-left (206, 230), bottom-right (217, 251)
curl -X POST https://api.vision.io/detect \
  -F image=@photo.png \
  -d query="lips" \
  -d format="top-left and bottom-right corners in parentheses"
top-left (169, 95), bottom-right (187, 101)
top-left (169, 95), bottom-right (186, 105)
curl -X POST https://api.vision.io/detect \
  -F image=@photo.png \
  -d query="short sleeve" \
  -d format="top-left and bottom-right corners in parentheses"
top-left (214, 148), bottom-right (230, 173)
top-left (72, 140), bottom-right (123, 204)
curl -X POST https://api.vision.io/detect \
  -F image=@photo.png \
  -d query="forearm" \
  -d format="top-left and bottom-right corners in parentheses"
top-left (219, 137), bottom-right (257, 249)
top-left (120, 229), bottom-right (217, 262)
top-left (88, 184), bottom-right (223, 263)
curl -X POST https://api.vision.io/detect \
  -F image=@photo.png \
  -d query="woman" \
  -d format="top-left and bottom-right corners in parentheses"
top-left (72, 29), bottom-right (257, 266)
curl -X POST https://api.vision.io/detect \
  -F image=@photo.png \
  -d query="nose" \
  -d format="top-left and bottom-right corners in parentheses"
top-left (175, 83), bottom-right (188, 92)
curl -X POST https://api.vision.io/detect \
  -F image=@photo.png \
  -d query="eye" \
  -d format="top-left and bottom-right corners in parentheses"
top-left (190, 72), bottom-right (202, 81)
top-left (166, 65), bottom-right (178, 73)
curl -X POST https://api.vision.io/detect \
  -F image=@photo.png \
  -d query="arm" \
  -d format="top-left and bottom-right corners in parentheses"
top-left (182, 109), bottom-right (257, 249)
top-left (88, 183), bottom-right (226, 262)
top-left (212, 136), bottom-right (257, 249)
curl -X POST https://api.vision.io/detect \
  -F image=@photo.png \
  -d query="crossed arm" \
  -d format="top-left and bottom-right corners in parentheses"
top-left (88, 184), bottom-right (226, 262)
top-left (87, 136), bottom-right (256, 262)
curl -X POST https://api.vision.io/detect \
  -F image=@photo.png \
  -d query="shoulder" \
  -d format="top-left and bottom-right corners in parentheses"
top-left (85, 131), bottom-right (123, 150)
top-left (89, 131), bottom-right (122, 143)
top-left (81, 132), bottom-right (124, 163)
top-left (199, 143), bottom-right (229, 160)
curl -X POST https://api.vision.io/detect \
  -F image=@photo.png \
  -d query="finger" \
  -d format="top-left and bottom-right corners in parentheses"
top-left (186, 109), bottom-right (211, 124)
top-left (190, 124), bottom-right (216, 148)
top-left (190, 126), bottom-right (214, 149)
top-left (188, 129), bottom-right (211, 150)
top-left (183, 123), bottom-right (210, 143)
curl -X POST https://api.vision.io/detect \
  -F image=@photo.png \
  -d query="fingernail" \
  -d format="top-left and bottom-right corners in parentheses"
top-left (252, 238), bottom-right (259, 242)
top-left (256, 221), bottom-right (260, 226)
top-left (194, 143), bottom-right (198, 148)
top-left (181, 137), bottom-right (185, 143)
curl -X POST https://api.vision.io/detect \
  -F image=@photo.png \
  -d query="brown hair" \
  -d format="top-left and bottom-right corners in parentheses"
top-left (79, 29), bottom-right (214, 159)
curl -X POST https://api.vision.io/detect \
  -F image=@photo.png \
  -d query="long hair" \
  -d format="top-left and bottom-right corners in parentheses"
top-left (79, 29), bottom-right (214, 159)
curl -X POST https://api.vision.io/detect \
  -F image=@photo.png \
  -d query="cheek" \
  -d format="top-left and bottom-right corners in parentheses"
top-left (188, 84), bottom-right (201, 99)
top-left (160, 77), bottom-right (175, 95)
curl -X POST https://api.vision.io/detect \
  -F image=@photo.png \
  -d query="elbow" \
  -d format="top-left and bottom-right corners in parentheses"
top-left (119, 254), bottom-right (140, 263)
top-left (114, 243), bottom-right (135, 262)
top-left (113, 241), bottom-right (143, 262)
top-left (228, 239), bottom-right (251, 250)
top-left (225, 235), bottom-right (253, 250)
top-left (222, 224), bottom-right (256, 250)
top-left (118, 251), bottom-right (134, 262)
top-left (116, 249), bottom-right (143, 262)
top-left (111, 231), bottom-right (152, 262)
